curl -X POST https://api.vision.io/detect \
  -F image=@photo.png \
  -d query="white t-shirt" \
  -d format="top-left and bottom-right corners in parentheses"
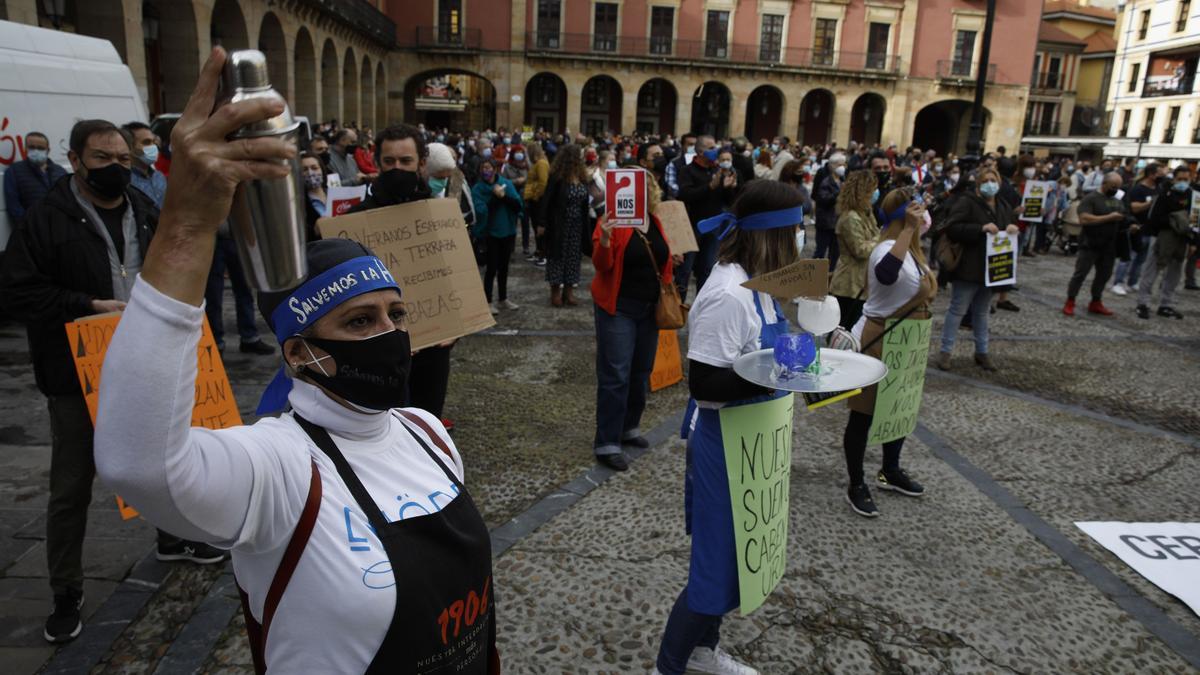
top-left (687, 262), bottom-right (778, 409)
top-left (94, 279), bottom-right (469, 674)
top-left (852, 239), bottom-right (924, 341)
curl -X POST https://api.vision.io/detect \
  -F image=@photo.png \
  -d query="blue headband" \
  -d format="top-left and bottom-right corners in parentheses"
top-left (256, 256), bottom-right (401, 414)
top-left (879, 202), bottom-right (909, 228)
top-left (697, 206), bottom-right (805, 241)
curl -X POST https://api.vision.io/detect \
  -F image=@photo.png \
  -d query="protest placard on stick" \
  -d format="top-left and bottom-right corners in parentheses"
top-left (319, 197), bottom-right (496, 351)
top-left (64, 313), bottom-right (241, 519)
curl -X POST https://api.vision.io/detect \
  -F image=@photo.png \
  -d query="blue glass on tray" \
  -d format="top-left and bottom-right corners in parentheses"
top-left (774, 332), bottom-right (819, 378)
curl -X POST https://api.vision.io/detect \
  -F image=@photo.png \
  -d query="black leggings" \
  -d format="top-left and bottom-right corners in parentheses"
top-left (484, 235), bottom-right (516, 302)
top-left (843, 410), bottom-right (905, 486)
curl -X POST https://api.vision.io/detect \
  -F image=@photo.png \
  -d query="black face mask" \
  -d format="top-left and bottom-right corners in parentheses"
top-left (299, 330), bottom-right (412, 412)
top-left (1103, 187), bottom-right (1119, 197)
top-left (344, 144), bottom-right (359, 154)
top-left (375, 169), bottom-right (430, 205)
top-left (319, 151), bottom-right (332, 165)
top-left (652, 156), bottom-right (668, 173)
top-left (82, 162), bottom-right (131, 199)
top-left (875, 170), bottom-right (891, 191)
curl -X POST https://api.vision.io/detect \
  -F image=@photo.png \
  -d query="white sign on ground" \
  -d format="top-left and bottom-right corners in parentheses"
top-left (1076, 521), bottom-right (1200, 618)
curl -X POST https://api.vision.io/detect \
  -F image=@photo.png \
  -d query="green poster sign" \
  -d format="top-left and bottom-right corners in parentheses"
top-left (868, 318), bottom-right (932, 444)
top-left (719, 393), bottom-right (794, 615)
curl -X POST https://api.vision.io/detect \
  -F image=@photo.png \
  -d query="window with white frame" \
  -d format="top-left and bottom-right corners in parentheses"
top-left (593, 3), bottom-right (618, 52)
top-left (705, 10), bottom-right (730, 58)
top-left (813, 18), bottom-right (837, 66)
top-left (760, 14), bottom-right (785, 63)
top-left (650, 6), bottom-right (674, 55)
top-left (536, 0), bottom-right (561, 49)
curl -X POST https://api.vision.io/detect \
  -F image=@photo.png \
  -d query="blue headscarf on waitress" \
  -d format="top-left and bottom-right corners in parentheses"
top-left (696, 205), bottom-right (805, 241)
top-left (254, 239), bottom-right (402, 414)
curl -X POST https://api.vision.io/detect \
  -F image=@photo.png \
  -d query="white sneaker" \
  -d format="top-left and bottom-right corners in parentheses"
top-left (686, 646), bottom-right (759, 675)
top-left (1131, 282), bottom-right (1140, 292)
top-left (1111, 283), bottom-right (1127, 296)
top-left (501, 299), bottom-right (520, 310)
top-left (489, 302), bottom-right (499, 315)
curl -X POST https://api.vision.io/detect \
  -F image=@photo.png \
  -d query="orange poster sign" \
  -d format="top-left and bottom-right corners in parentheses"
top-left (650, 330), bottom-right (684, 392)
top-left (63, 313), bottom-right (243, 519)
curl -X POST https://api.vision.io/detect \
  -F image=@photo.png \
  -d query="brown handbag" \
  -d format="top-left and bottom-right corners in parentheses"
top-left (635, 229), bottom-right (689, 329)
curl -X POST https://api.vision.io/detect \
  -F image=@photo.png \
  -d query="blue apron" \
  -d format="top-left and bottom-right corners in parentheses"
top-left (681, 291), bottom-right (789, 615)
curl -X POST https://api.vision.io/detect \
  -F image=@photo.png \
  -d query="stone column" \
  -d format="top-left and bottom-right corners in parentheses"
top-left (120, 0), bottom-right (149, 109)
top-left (4, 0), bottom-right (38, 24)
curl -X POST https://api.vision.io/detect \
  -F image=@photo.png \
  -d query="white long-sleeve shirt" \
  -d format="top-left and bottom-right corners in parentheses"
top-left (95, 277), bottom-right (465, 673)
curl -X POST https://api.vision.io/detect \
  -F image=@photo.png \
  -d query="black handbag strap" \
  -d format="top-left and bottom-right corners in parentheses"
top-left (634, 228), bottom-right (664, 283)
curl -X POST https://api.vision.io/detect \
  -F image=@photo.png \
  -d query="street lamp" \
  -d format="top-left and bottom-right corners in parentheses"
top-left (41, 0), bottom-right (66, 29)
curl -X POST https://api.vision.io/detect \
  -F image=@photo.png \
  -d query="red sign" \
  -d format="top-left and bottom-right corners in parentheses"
top-left (328, 185), bottom-right (367, 216)
top-left (605, 168), bottom-right (648, 228)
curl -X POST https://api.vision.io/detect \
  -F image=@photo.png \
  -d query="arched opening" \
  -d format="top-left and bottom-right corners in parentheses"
top-left (375, 63), bottom-right (387, 129)
top-left (257, 13), bottom-right (288, 102)
top-left (360, 56), bottom-right (373, 129)
top-left (849, 94), bottom-right (886, 147)
top-left (404, 70), bottom-right (497, 132)
top-left (293, 27), bottom-right (318, 121)
top-left (691, 82), bottom-right (731, 139)
top-left (798, 89), bottom-right (834, 147)
top-left (209, 0), bottom-right (248, 51)
top-left (524, 73), bottom-right (566, 133)
top-left (580, 76), bottom-right (623, 136)
top-left (342, 47), bottom-right (359, 127)
top-left (143, 0), bottom-right (199, 115)
top-left (745, 86), bottom-right (784, 142)
top-left (320, 39), bottom-right (339, 123)
top-left (636, 79), bottom-right (677, 136)
top-left (912, 100), bottom-right (993, 158)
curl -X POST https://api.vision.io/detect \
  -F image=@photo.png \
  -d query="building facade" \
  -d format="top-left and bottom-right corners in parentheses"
top-left (1105, 0), bottom-right (1200, 159)
top-left (391, 0), bottom-right (1042, 156)
top-left (0, 0), bottom-right (395, 128)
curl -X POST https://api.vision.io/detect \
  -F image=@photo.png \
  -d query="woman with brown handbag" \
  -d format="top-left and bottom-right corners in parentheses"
top-left (590, 174), bottom-right (681, 471)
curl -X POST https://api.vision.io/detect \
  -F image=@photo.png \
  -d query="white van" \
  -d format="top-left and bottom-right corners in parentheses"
top-left (0, 19), bottom-right (147, 249)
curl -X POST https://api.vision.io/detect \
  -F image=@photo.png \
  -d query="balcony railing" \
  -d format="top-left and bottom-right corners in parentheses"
top-left (414, 26), bottom-right (482, 50)
top-left (937, 60), bottom-right (997, 83)
top-left (298, 0), bottom-right (395, 47)
top-left (1031, 71), bottom-right (1064, 92)
top-left (524, 32), bottom-right (901, 73)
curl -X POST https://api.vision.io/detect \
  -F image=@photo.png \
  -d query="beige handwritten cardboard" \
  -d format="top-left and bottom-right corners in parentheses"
top-left (319, 197), bottom-right (495, 351)
top-left (740, 258), bottom-right (829, 300)
top-left (64, 313), bottom-right (242, 520)
top-left (654, 201), bottom-right (699, 254)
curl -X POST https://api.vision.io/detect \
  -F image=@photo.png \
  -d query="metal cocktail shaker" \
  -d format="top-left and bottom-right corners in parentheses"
top-left (220, 50), bottom-right (306, 291)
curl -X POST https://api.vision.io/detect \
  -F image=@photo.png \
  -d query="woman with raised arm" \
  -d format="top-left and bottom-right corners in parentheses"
top-left (93, 49), bottom-right (498, 674)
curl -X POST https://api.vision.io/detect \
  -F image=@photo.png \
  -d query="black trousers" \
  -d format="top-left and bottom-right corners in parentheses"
top-left (408, 344), bottom-right (454, 418)
top-left (1067, 245), bottom-right (1116, 302)
top-left (835, 295), bottom-right (864, 330)
top-left (484, 235), bottom-right (515, 302)
top-left (843, 410), bottom-right (905, 486)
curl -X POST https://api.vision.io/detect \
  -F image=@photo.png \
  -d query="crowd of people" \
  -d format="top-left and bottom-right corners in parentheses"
top-left (2, 45), bottom-right (1198, 674)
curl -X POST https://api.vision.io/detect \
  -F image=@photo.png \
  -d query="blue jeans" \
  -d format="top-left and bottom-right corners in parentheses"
top-left (205, 236), bottom-right (260, 346)
top-left (940, 281), bottom-right (992, 355)
top-left (1113, 234), bottom-right (1149, 287)
top-left (656, 587), bottom-right (722, 674)
top-left (593, 297), bottom-right (659, 456)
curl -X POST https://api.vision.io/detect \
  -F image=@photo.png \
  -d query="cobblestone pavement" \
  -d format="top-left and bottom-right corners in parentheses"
top-left (1, 242), bottom-right (1198, 674)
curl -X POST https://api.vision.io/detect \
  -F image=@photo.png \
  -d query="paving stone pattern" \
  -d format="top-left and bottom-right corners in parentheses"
top-left (1, 244), bottom-right (1198, 673)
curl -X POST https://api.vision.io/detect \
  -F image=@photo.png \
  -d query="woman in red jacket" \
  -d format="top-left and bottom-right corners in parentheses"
top-left (590, 174), bottom-right (678, 471)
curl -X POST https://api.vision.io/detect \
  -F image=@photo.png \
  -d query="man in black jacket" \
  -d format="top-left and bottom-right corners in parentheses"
top-left (0, 120), bottom-right (224, 645)
top-left (814, 153), bottom-right (846, 270)
top-left (676, 135), bottom-right (736, 297)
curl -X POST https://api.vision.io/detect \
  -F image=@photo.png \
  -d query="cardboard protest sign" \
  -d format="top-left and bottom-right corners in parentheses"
top-left (741, 259), bottom-right (829, 300)
top-left (328, 185), bottom-right (367, 217)
top-left (985, 232), bottom-right (1018, 287)
top-left (1019, 180), bottom-right (1054, 222)
top-left (867, 318), bottom-right (931, 445)
top-left (605, 169), bottom-right (648, 228)
top-left (64, 313), bottom-right (242, 520)
top-left (1076, 521), bottom-right (1200, 618)
top-left (319, 197), bottom-right (495, 351)
top-left (720, 393), bottom-right (794, 615)
top-left (650, 330), bottom-right (683, 392)
top-left (653, 201), bottom-right (699, 254)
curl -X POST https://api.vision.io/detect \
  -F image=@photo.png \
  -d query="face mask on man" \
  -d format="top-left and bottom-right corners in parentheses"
top-left (1173, 181), bottom-right (1190, 192)
top-left (770, 143), bottom-right (780, 153)
top-left (481, 148), bottom-right (493, 159)
top-left (1103, 186), bottom-right (1119, 197)
top-left (979, 180), bottom-right (1000, 198)
top-left (139, 144), bottom-right (159, 165)
top-left (1023, 167), bottom-right (1036, 179)
top-left (27, 148), bottom-right (49, 164)
top-left (303, 170), bottom-right (323, 190)
top-left (514, 152), bottom-right (525, 162)
top-left (428, 176), bottom-right (448, 196)
top-left (298, 329), bottom-right (412, 412)
top-left (376, 168), bottom-right (428, 204)
top-left (875, 170), bottom-right (890, 191)
top-left (81, 161), bottom-right (131, 199)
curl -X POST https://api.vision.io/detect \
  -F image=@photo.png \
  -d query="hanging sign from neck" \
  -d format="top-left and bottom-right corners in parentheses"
top-left (605, 168), bottom-right (648, 228)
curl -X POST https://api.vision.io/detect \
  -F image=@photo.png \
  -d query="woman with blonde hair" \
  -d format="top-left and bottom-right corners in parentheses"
top-left (828, 169), bottom-right (880, 329)
top-left (841, 187), bottom-right (938, 518)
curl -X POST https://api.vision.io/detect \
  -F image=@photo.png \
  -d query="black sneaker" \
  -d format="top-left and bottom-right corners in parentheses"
top-left (877, 468), bottom-right (925, 497)
top-left (1136, 304), bottom-right (1150, 320)
top-left (846, 483), bottom-right (879, 518)
top-left (1157, 306), bottom-right (1184, 319)
top-left (157, 540), bottom-right (227, 564)
top-left (1184, 283), bottom-right (1199, 291)
top-left (596, 452), bottom-right (629, 472)
top-left (43, 589), bottom-right (84, 643)
top-left (239, 339), bottom-right (275, 355)
top-left (621, 435), bottom-right (650, 449)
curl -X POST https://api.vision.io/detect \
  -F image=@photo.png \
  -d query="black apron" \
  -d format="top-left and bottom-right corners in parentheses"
top-left (295, 414), bottom-right (498, 674)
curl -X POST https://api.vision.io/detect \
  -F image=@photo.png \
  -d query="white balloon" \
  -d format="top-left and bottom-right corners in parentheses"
top-left (793, 295), bottom-right (841, 335)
